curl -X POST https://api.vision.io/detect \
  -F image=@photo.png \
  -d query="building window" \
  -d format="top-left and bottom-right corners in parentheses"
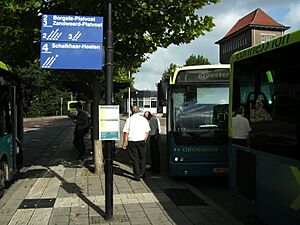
top-left (132, 98), bottom-right (137, 106)
top-left (151, 101), bottom-right (157, 108)
top-left (261, 34), bottom-right (277, 43)
top-left (138, 98), bottom-right (143, 107)
top-left (144, 97), bottom-right (150, 108)
top-left (150, 97), bottom-right (157, 108)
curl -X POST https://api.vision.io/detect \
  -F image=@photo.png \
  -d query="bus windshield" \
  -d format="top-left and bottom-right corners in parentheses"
top-left (172, 85), bottom-right (229, 137)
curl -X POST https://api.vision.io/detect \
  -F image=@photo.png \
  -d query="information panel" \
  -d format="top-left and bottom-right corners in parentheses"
top-left (99, 105), bottom-right (120, 140)
top-left (41, 14), bottom-right (103, 43)
top-left (40, 14), bottom-right (103, 70)
top-left (40, 42), bottom-right (102, 70)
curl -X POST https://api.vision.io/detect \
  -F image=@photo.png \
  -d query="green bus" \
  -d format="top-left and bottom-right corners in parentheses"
top-left (67, 100), bottom-right (87, 118)
top-left (167, 64), bottom-right (230, 176)
top-left (67, 101), bottom-right (79, 118)
top-left (229, 30), bottom-right (300, 225)
top-left (0, 61), bottom-right (23, 198)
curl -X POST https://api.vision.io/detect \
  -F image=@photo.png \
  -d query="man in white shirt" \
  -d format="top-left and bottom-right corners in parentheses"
top-left (232, 106), bottom-right (252, 147)
top-left (123, 105), bottom-right (150, 181)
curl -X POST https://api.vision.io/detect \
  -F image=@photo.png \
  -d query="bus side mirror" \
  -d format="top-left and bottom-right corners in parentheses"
top-left (158, 80), bottom-right (168, 101)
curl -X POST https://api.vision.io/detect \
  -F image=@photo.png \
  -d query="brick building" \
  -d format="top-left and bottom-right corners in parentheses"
top-left (215, 8), bottom-right (289, 64)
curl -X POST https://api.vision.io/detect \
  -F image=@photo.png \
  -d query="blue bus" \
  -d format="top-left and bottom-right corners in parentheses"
top-left (0, 61), bottom-right (22, 198)
top-left (167, 64), bottom-right (230, 176)
top-left (229, 30), bottom-right (300, 225)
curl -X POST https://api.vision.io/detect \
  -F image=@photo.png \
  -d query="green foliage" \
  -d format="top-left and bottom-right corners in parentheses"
top-left (0, 0), bottom-right (42, 67)
top-left (160, 54), bottom-right (211, 82)
top-left (26, 85), bottom-right (70, 117)
top-left (114, 66), bottom-right (134, 85)
top-left (0, 0), bottom-right (221, 114)
top-left (0, 0), bottom-right (220, 74)
top-left (15, 62), bottom-right (71, 117)
top-left (112, 0), bottom-right (220, 71)
top-left (161, 63), bottom-right (178, 82)
top-left (184, 54), bottom-right (211, 66)
top-left (15, 62), bottom-right (51, 88)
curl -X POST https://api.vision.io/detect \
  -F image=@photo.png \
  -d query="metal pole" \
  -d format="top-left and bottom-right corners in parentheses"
top-left (105, 0), bottom-right (114, 220)
top-left (60, 97), bottom-right (63, 116)
top-left (10, 86), bottom-right (17, 172)
top-left (128, 70), bottom-right (131, 117)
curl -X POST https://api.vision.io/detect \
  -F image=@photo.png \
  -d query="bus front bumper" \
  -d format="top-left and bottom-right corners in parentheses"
top-left (169, 162), bottom-right (228, 177)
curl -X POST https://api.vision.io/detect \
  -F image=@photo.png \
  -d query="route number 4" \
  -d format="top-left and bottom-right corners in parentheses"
top-left (42, 43), bottom-right (49, 52)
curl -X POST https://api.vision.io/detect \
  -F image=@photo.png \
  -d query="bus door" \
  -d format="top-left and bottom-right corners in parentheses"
top-left (0, 85), bottom-right (18, 192)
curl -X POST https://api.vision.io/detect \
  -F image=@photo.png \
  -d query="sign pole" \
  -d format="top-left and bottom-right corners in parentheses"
top-left (105, 0), bottom-right (114, 220)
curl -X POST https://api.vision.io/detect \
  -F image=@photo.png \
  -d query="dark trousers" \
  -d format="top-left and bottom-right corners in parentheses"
top-left (128, 141), bottom-right (147, 177)
top-left (73, 127), bottom-right (88, 159)
top-left (232, 138), bottom-right (248, 147)
top-left (150, 134), bottom-right (160, 173)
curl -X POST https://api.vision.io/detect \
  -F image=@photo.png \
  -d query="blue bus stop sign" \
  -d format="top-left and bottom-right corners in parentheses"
top-left (40, 14), bottom-right (104, 70)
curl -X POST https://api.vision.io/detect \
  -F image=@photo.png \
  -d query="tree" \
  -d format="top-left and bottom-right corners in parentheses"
top-left (161, 63), bottom-right (178, 82)
top-left (160, 54), bottom-right (211, 81)
top-left (27, 86), bottom-right (69, 117)
top-left (0, 0), bottom-right (221, 174)
top-left (0, 1), bottom-right (42, 67)
top-left (184, 54), bottom-right (211, 66)
top-left (0, 0), bottom-right (220, 74)
top-left (15, 62), bottom-right (71, 117)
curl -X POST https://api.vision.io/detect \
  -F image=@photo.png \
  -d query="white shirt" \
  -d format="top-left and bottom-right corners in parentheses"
top-left (123, 113), bottom-right (151, 141)
top-left (232, 114), bottom-right (252, 139)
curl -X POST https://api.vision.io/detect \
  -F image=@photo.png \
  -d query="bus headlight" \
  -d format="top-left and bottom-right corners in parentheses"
top-left (174, 157), bottom-right (184, 162)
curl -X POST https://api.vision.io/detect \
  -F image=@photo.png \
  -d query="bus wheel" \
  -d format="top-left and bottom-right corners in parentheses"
top-left (0, 161), bottom-right (8, 196)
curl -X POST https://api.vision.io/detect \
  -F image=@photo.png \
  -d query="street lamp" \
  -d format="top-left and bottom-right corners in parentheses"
top-left (60, 98), bottom-right (63, 116)
top-left (128, 70), bottom-right (131, 117)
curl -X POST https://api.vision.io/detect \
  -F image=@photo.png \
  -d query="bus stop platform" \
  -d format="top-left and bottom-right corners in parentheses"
top-left (0, 119), bottom-right (245, 225)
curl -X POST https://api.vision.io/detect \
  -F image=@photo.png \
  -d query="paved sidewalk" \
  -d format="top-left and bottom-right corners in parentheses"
top-left (0, 122), bottom-right (245, 225)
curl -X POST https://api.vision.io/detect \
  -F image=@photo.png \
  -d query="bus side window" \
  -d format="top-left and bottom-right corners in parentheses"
top-left (5, 107), bottom-right (12, 134)
top-left (295, 92), bottom-right (300, 118)
top-left (0, 106), bottom-right (11, 136)
top-left (0, 107), bottom-right (4, 136)
top-left (272, 91), bottom-right (291, 118)
top-left (246, 92), bottom-right (272, 122)
top-left (244, 92), bottom-right (255, 120)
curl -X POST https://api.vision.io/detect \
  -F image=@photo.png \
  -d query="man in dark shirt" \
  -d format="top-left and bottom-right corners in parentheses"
top-left (144, 111), bottom-right (161, 173)
top-left (73, 102), bottom-right (89, 160)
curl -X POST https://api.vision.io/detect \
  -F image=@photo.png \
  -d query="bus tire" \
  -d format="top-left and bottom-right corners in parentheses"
top-left (0, 160), bottom-right (8, 198)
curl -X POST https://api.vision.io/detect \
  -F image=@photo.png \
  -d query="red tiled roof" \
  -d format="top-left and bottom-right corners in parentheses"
top-left (225, 8), bottom-right (286, 37)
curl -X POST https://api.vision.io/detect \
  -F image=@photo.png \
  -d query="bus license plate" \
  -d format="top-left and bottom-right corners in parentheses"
top-left (213, 168), bottom-right (228, 174)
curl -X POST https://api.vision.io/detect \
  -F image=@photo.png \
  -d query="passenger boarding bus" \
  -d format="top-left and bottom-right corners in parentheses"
top-left (0, 61), bottom-right (22, 198)
top-left (167, 64), bottom-right (230, 176)
top-left (229, 30), bottom-right (300, 225)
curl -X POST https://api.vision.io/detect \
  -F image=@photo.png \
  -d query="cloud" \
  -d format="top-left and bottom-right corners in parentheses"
top-left (133, 0), bottom-right (300, 90)
top-left (284, 3), bottom-right (300, 31)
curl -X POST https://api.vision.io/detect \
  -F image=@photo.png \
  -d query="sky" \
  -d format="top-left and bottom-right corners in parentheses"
top-left (132, 0), bottom-right (300, 90)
